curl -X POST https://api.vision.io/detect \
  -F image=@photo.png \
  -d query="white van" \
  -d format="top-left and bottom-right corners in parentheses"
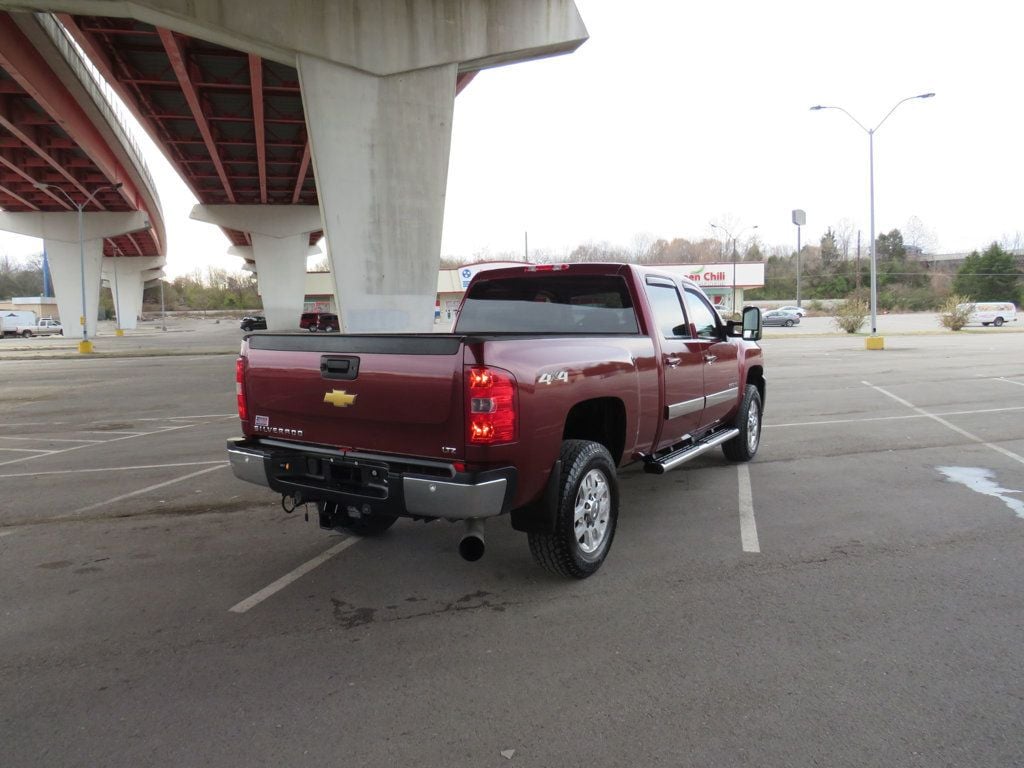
top-left (957, 302), bottom-right (1018, 327)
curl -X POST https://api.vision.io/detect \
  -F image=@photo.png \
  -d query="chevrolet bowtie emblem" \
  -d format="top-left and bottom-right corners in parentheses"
top-left (323, 389), bottom-right (357, 408)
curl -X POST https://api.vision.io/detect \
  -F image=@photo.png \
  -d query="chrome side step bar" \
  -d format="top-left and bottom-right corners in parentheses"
top-left (643, 428), bottom-right (740, 475)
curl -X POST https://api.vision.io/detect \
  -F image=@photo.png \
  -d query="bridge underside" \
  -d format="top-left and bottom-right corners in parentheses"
top-left (2, 1), bottom-right (588, 334)
top-left (0, 13), bottom-right (161, 257)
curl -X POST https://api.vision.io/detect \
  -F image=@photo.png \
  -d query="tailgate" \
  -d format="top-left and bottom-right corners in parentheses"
top-left (244, 334), bottom-right (465, 460)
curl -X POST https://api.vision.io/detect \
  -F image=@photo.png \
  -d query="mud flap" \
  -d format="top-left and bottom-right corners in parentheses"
top-left (510, 459), bottom-right (561, 534)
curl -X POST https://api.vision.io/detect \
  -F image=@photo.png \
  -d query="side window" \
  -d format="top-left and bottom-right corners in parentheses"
top-left (643, 283), bottom-right (690, 338)
top-left (684, 289), bottom-right (720, 340)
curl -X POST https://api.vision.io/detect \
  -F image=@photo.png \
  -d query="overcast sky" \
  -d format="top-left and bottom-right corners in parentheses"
top-left (2, 0), bottom-right (1022, 277)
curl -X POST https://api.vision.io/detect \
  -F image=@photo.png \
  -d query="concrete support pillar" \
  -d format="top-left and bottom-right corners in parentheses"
top-left (0, 211), bottom-right (149, 342)
top-left (46, 238), bottom-right (104, 340)
top-left (297, 57), bottom-right (457, 333)
top-left (102, 257), bottom-right (164, 330)
top-left (191, 205), bottom-right (321, 330)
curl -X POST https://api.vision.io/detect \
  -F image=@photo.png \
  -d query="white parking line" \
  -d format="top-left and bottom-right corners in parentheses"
top-left (0, 530), bottom-right (14, 538)
top-left (997, 377), bottom-right (1024, 388)
top-left (0, 447), bottom-right (56, 454)
top-left (0, 460), bottom-right (228, 479)
top-left (769, 405), bottom-right (1024, 430)
top-left (863, 381), bottom-right (1024, 466)
top-left (130, 414), bottom-right (235, 422)
top-left (0, 436), bottom-right (105, 444)
top-left (229, 537), bottom-right (360, 613)
top-left (0, 424), bottom-right (196, 469)
top-left (737, 465), bottom-right (760, 553)
top-left (70, 463), bottom-right (229, 515)
top-left (78, 430), bottom-right (144, 436)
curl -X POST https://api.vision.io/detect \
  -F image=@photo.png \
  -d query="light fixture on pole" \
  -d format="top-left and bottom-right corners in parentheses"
top-left (791, 210), bottom-right (806, 307)
top-left (710, 222), bottom-right (758, 315)
top-left (34, 181), bottom-right (124, 353)
top-left (810, 93), bottom-right (935, 349)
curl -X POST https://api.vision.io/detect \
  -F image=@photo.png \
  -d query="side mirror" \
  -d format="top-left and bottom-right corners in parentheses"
top-left (741, 306), bottom-right (762, 340)
top-left (728, 307), bottom-right (762, 340)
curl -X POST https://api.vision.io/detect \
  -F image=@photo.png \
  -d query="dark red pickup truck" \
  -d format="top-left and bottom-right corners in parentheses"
top-left (227, 263), bottom-right (765, 578)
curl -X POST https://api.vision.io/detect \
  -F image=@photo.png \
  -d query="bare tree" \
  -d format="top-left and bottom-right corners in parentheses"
top-left (630, 232), bottom-right (655, 263)
top-left (834, 218), bottom-right (856, 260)
top-left (903, 216), bottom-right (938, 254)
top-left (999, 231), bottom-right (1024, 255)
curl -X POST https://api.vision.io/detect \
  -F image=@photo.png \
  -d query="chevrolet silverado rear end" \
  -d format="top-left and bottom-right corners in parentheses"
top-left (228, 263), bottom-right (765, 578)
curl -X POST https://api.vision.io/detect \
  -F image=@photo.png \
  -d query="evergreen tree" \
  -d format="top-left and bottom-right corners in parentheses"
top-left (953, 243), bottom-right (1022, 301)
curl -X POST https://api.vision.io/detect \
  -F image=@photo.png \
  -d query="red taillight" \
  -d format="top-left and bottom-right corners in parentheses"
top-left (235, 357), bottom-right (248, 421)
top-left (466, 366), bottom-right (516, 444)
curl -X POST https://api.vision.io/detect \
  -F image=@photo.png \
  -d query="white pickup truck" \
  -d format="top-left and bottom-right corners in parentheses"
top-left (13, 318), bottom-right (64, 337)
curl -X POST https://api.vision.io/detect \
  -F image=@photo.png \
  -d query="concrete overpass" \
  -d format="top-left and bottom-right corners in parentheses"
top-left (0, 0), bottom-right (588, 332)
top-left (0, 11), bottom-right (167, 346)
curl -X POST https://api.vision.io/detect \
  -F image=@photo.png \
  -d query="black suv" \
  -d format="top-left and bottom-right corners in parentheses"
top-left (240, 315), bottom-right (267, 331)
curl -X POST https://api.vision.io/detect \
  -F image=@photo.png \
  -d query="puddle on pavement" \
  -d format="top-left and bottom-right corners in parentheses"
top-left (937, 466), bottom-right (1024, 519)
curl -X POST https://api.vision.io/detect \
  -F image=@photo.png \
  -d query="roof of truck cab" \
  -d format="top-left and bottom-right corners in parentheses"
top-left (467, 262), bottom-right (700, 288)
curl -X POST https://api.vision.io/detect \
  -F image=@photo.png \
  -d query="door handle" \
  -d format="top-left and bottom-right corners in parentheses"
top-left (703, 354), bottom-right (717, 364)
top-left (664, 355), bottom-right (681, 368)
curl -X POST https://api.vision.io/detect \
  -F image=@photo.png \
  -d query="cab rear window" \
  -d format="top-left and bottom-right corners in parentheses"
top-left (456, 275), bottom-right (639, 334)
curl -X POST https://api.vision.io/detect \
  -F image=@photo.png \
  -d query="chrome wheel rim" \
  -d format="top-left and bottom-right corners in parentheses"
top-left (574, 469), bottom-right (611, 555)
top-left (747, 398), bottom-right (761, 453)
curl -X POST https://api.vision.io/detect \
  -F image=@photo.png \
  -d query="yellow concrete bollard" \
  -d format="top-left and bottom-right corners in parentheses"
top-left (78, 340), bottom-right (94, 354)
top-left (115, 329), bottom-right (125, 337)
top-left (865, 336), bottom-right (885, 350)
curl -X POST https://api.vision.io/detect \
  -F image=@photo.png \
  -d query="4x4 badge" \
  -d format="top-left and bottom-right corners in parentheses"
top-left (323, 389), bottom-right (357, 408)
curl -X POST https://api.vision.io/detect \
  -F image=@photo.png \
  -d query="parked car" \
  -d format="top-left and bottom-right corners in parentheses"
top-left (240, 315), bottom-right (267, 331)
top-left (300, 312), bottom-right (339, 332)
top-left (777, 305), bottom-right (806, 317)
top-left (763, 310), bottom-right (801, 327)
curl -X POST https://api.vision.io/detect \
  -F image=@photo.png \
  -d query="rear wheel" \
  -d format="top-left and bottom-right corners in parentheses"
top-left (994, 317), bottom-right (1005, 327)
top-left (784, 319), bottom-right (794, 327)
top-left (21, 330), bottom-right (32, 337)
top-left (316, 501), bottom-right (397, 536)
top-left (323, 324), bottom-right (334, 332)
top-left (528, 440), bottom-right (618, 579)
top-left (723, 385), bottom-right (762, 462)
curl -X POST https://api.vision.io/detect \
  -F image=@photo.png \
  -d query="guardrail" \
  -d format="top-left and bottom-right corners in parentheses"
top-left (34, 12), bottom-right (162, 218)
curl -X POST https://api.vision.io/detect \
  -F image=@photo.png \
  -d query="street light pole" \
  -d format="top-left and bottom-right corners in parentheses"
top-left (34, 181), bottom-right (123, 353)
top-left (112, 252), bottom-right (123, 336)
top-left (810, 93), bottom-right (935, 347)
top-left (160, 279), bottom-right (167, 331)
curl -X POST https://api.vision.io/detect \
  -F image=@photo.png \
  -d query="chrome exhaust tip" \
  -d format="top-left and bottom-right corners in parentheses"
top-left (458, 518), bottom-right (485, 562)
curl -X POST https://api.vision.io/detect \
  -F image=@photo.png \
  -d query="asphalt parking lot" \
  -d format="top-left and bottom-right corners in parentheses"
top-left (2, 320), bottom-right (1023, 767)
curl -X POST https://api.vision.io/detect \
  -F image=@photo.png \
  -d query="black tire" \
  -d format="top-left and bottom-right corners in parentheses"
top-left (528, 440), bottom-right (618, 579)
top-left (21, 330), bottom-right (32, 338)
top-left (323, 325), bottom-right (334, 333)
top-left (982, 322), bottom-right (990, 326)
top-left (317, 501), bottom-right (397, 536)
top-left (722, 385), bottom-right (762, 462)
top-left (784, 319), bottom-right (794, 327)
top-left (994, 317), bottom-right (1004, 327)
